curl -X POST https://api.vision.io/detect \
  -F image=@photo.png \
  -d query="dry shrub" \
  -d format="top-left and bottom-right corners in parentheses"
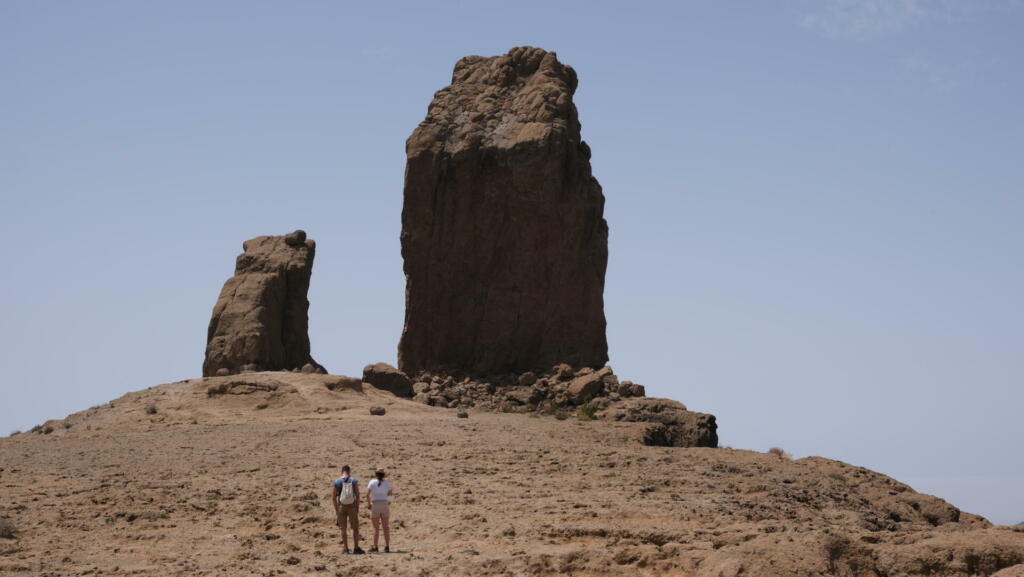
top-left (145, 405), bottom-right (158, 415)
top-left (0, 517), bottom-right (16, 539)
top-left (577, 404), bottom-right (598, 420)
top-left (821, 533), bottom-right (876, 574)
top-left (822, 534), bottom-right (851, 573)
top-left (767, 447), bottom-right (792, 460)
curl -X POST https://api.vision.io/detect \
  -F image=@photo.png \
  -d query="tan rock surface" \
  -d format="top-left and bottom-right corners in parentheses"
top-left (2, 374), bottom-right (1022, 576)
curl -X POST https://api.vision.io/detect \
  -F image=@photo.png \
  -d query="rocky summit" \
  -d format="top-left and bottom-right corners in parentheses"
top-left (203, 230), bottom-right (322, 377)
top-left (5, 372), bottom-right (1023, 577)
top-left (399, 46), bottom-right (609, 377)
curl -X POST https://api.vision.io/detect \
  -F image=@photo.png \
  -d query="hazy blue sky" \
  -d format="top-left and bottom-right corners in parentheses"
top-left (2, 1), bottom-right (1021, 524)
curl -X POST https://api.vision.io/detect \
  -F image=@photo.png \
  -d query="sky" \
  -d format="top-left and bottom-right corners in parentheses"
top-left (1, 1), bottom-right (1022, 524)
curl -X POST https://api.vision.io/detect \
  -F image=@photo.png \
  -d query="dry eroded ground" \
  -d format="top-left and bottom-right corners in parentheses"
top-left (1, 373), bottom-right (1022, 577)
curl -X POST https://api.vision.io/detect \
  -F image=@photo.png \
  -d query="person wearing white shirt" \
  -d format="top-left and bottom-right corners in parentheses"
top-left (366, 467), bottom-right (394, 552)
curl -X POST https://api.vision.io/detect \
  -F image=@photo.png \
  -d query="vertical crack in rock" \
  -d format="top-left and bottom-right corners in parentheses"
top-left (203, 230), bottom-right (322, 376)
top-left (399, 46), bottom-right (609, 376)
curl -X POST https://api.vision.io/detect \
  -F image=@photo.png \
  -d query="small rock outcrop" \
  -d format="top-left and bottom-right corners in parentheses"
top-left (601, 398), bottom-right (718, 448)
top-left (408, 364), bottom-right (640, 412)
top-left (362, 363), bottom-right (414, 398)
top-left (405, 364), bottom-right (716, 448)
top-left (203, 230), bottom-right (322, 377)
top-left (399, 46), bottom-right (609, 376)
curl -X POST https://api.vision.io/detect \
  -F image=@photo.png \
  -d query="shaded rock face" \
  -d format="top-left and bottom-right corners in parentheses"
top-left (399, 46), bottom-right (609, 376)
top-left (203, 230), bottom-right (321, 377)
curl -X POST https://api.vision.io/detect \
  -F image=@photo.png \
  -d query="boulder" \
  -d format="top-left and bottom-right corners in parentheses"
top-left (618, 381), bottom-right (646, 398)
top-left (362, 363), bottom-right (414, 398)
top-left (323, 376), bottom-right (363, 392)
top-left (203, 231), bottom-right (322, 377)
top-left (398, 46), bottom-right (609, 376)
top-left (503, 387), bottom-right (535, 405)
top-left (566, 366), bottom-right (612, 404)
top-left (369, 406), bottom-right (386, 416)
top-left (554, 363), bottom-right (575, 381)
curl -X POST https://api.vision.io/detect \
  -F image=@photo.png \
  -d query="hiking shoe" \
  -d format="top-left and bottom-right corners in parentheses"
top-left (353, 547), bottom-right (365, 555)
top-left (369, 546), bottom-right (379, 553)
top-left (342, 548), bottom-right (350, 555)
top-left (384, 546), bottom-right (390, 553)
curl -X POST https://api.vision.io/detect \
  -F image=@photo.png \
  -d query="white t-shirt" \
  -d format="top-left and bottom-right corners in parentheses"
top-left (367, 479), bottom-right (392, 502)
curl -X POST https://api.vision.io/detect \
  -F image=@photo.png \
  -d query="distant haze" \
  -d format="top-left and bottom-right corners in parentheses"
top-left (1, 2), bottom-right (1022, 524)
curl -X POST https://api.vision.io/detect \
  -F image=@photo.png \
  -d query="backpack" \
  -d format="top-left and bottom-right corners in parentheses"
top-left (338, 478), bottom-right (355, 505)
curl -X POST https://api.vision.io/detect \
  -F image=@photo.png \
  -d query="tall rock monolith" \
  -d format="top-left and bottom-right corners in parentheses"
top-left (399, 46), bottom-right (608, 376)
top-left (203, 230), bottom-right (322, 377)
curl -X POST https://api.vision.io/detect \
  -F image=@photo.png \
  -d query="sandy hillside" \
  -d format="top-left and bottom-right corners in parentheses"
top-left (1, 372), bottom-right (1023, 577)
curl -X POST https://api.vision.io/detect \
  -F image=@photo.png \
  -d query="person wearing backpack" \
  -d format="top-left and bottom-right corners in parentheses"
top-left (366, 467), bottom-right (394, 553)
top-left (332, 465), bottom-right (364, 554)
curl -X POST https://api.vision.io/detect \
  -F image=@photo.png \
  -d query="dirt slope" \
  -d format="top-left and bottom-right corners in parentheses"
top-left (1, 372), bottom-right (1022, 576)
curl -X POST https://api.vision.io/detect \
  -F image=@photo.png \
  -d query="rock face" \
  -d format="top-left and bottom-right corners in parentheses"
top-left (203, 230), bottom-right (321, 377)
top-left (399, 46), bottom-right (609, 376)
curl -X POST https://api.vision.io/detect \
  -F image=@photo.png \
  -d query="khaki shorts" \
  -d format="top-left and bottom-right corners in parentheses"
top-left (337, 504), bottom-right (359, 532)
top-left (370, 500), bottom-right (390, 520)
